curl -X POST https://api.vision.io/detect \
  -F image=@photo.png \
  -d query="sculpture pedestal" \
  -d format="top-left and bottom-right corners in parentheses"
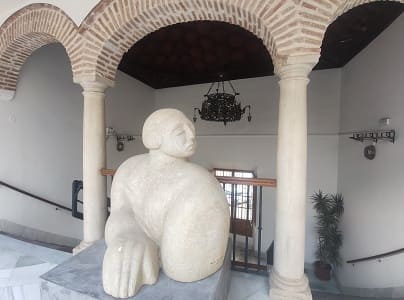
top-left (40, 240), bottom-right (231, 300)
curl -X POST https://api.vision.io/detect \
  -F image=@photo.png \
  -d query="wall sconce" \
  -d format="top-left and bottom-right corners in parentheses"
top-left (349, 129), bottom-right (395, 160)
top-left (106, 127), bottom-right (136, 152)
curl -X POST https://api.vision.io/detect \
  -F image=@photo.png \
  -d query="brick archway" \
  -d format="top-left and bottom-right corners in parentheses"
top-left (74, 0), bottom-right (309, 85)
top-left (294, 0), bottom-right (404, 61)
top-left (0, 4), bottom-right (81, 99)
top-left (0, 1), bottom-right (402, 97)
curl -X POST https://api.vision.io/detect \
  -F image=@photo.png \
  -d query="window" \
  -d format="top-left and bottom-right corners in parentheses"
top-left (215, 168), bottom-right (256, 237)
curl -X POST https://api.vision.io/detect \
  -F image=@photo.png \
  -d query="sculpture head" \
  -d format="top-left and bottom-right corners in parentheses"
top-left (142, 109), bottom-right (196, 158)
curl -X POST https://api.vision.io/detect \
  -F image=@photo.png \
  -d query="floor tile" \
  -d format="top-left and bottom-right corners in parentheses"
top-left (8, 263), bottom-right (55, 286)
top-left (0, 249), bottom-right (22, 270)
top-left (228, 271), bottom-right (268, 300)
top-left (15, 255), bottom-right (45, 268)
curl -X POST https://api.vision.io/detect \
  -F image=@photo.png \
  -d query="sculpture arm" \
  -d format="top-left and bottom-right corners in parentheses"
top-left (105, 209), bottom-right (141, 245)
top-left (103, 209), bottom-right (159, 298)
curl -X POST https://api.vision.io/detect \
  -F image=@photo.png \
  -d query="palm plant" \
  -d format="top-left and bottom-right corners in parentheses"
top-left (312, 191), bottom-right (344, 268)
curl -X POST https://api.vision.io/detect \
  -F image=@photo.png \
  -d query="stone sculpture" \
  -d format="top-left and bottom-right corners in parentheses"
top-left (103, 108), bottom-right (230, 298)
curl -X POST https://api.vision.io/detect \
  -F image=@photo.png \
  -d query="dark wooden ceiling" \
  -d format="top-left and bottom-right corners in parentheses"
top-left (118, 2), bottom-right (403, 89)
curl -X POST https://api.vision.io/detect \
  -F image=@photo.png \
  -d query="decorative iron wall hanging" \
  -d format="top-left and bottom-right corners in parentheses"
top-left (349, 129), bottom-right (395, 160)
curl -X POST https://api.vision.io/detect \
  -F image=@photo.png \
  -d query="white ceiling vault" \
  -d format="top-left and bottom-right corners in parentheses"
top-left (0, 0), bottom-right (101, 26)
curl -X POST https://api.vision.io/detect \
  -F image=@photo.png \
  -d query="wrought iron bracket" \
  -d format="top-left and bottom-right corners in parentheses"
top-left (349, 129), bottom-right (395, 144)
top-left (106, 127), bottom-right (136, 151)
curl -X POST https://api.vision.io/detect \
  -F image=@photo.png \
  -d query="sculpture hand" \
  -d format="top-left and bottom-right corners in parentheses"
top-left (102, 239), bottom-right (159, 298)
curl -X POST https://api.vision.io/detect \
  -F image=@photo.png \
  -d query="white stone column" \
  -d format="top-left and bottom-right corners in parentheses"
top-left (269, 55), bottom-right (319, 300)
top-left (73, 80), bottom-right (109, 254)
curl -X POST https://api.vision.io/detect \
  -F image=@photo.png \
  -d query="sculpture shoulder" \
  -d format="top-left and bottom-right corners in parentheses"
top-left (184, 162), bottom-right (211, 175)
top-left (114, 154), bottom-right (148, 179)
top-left (182, 162), bottom-right (219, 186)
top-left (174, 162), bottom-right (228, 208)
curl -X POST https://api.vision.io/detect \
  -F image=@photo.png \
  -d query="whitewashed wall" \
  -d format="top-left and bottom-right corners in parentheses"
top-left (337, 14), bottom-right (404, 292)
top-left (155, 69), bottom-right (342, 262)
top-left (0, 44), bottom-right (155, 241)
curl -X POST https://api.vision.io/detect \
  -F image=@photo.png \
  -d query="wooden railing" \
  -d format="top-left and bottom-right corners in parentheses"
top-left (101, 168), bottom-right (277, 187)
top-left (215, 176), bottom-right (276, 187)
top-left (101, 168), bottom-right (116, 176)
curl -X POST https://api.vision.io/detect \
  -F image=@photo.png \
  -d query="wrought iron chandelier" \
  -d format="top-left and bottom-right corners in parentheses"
top-left (193, 75), bottom-right (252, 126)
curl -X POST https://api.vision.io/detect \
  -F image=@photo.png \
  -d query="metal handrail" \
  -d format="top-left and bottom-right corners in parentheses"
top-left (347, 248), bottom-right (404, 264)
top-left (0, 180), bottom-right (72, 212)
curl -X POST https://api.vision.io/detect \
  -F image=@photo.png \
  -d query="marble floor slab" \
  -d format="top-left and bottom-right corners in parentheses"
top-left (0, 234), bottom-right (71, 300)
top-left (228, 271), bottom-right (268, 300)
top-left (1, 233), bottom-right (403, 300)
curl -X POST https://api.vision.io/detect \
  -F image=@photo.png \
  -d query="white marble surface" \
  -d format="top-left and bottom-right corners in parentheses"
top-left (0, 234), bottom-right (71, 300)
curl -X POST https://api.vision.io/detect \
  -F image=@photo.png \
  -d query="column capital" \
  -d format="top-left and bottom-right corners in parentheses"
top-left (274, 54), bottom-right (320, 80)
top-left (74, 74), bottom-right (114, 93)
top-left (79, 80), bottom-right (110, 93)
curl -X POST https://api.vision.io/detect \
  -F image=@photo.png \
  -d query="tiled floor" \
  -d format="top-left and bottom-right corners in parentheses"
top-left (228, 271), bottom-right (403, 300)
top-left (228, 271), bottom-right (269, 300)
top-left (0, 234), bottom-right (71, 300)
top-left (0, 233), bottom-right (402, 300)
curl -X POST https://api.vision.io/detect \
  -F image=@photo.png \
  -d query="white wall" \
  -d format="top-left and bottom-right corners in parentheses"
top-left (337, 14), bottom-right (404, 290)
top-left (105, 69), bottom-right (154, 169)
top-left (0, 43), bottom-right (154, 241)
top-left (155, 69), bottom-right (341, 262)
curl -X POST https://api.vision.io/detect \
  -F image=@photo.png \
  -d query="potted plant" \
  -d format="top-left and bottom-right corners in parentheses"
top-left (311, 190), bottom-right (344, 280)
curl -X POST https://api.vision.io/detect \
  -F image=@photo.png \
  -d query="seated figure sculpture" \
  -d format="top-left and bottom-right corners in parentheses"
top-left (103, 108), bottom-right (230, 298)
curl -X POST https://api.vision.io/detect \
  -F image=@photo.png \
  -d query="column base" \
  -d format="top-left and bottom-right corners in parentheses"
top-left (269, 270), bottom-right (312, 300)
top-left (72, 240), bottom-right (95, 255)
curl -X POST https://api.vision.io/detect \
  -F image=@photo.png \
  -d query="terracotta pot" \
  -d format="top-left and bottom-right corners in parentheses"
top-left (314, 261), bottom-right (332, 281)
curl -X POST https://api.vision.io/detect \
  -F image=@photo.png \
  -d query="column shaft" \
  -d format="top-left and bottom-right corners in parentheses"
top-left (270, 59), bottom-right (317, 300)
top-left (74, 81), bottom-right (109, 254)
top-left (275, 70), bottom-right (309, 278)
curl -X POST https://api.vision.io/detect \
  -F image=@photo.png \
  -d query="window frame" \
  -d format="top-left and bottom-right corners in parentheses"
top-left (214, 168), bottom-right (257, 224)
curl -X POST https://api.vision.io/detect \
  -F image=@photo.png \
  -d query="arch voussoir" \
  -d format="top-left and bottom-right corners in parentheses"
top-left (0, 3), bottom-right (81, 100)
top-left (75, 0), bottom-right (310, 86)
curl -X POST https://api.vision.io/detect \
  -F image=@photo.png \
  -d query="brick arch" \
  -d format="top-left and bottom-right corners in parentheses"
top-left (0, 3), bottom-right (82, 99)
top-left (292, 0), bottom-right (404, 62)
top-left (76, 0), bottom-right (309, 85)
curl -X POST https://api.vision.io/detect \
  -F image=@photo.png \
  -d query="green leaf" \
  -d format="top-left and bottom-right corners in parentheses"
top-left (312, 190), bottom-right (344, 266)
